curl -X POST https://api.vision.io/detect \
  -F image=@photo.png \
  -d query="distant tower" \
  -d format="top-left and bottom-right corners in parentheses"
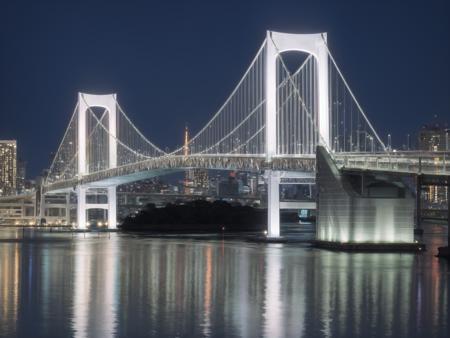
top-left (0, 140), bottom-right (17, 196)
top-left (183, 126), bottom-right (194, 194)
top-left (183, 125), bottom-right (189, 156)
top-left (182, 126), bottom-right (209, 194)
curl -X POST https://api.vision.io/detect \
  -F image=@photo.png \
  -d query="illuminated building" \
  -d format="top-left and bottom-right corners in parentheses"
top-left (192, 169), bottom-right (209, 191)
top-left (418, 122), bottom-right (449, 152)
top-left (0, 194), bottom-right (36, 225)
top-left (418, 123), bottom-right (449, 207)
top-left (0, 140), bottom-right (17, 196)
top-left (16, 159), bottom-right (26, 194)
top-left (183, 126), bottom-right (192, 194)
top-left (183, 125), bottom-right (189, 157)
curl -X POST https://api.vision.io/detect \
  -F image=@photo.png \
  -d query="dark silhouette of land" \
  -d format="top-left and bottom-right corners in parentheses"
top-left (119, 200), bottom-right (266, 232)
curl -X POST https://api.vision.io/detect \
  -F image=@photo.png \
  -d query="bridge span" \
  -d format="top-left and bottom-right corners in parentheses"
top-left (32, 31), bottom-right (449, 248)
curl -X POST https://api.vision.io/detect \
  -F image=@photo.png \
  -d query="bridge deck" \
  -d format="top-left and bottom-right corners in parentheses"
top-left (43, 151), bottom-right (450, 194)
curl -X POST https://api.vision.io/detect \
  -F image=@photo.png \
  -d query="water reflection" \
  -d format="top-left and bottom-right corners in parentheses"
top-left (0, 243), bottom-right (20, 336)
top-left (0, 227), bottom-right (448, 338)
top-left (72, 235), bottom-right (119, 338)
top-left (263, 246), bottom-right (284, 338)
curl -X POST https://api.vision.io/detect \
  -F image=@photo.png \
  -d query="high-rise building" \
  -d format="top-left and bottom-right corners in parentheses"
top-left (192, 169), bottom-right (209, 191)
top-left (16, 159), bottom-right (26, 194)
top-left (183, 126), bottom-right (198, 194)
top-left (0, 140), bottom-right (17, 196)
top-left (418, 122), bottom-right (449, 151)
top-left (418, 122), bottom-right (449, 206)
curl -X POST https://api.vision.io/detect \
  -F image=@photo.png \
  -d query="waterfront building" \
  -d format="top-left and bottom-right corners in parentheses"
top-left (418, 122), bottom-right (449, 207)
top-left (0, 140), bottom-right (17, 196)
top-left (0, 194), bottom-right (36, 225)
top-left (16, 159), bottom-right (26, 194)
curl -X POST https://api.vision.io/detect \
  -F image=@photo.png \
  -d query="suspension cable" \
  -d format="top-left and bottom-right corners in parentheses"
top-left (320, 35), bottom-right (387, 153)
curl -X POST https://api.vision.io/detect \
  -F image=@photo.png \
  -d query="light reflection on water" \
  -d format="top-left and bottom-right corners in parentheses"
top-left (0, 224), bottom-right (448, 338)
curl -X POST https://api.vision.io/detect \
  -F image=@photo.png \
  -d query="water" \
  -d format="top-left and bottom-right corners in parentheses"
top-left (0, 224), bottom-right (448, 338)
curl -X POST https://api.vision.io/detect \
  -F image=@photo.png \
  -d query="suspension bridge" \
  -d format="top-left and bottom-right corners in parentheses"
top-left (39, 31), bottom-right (449, 244)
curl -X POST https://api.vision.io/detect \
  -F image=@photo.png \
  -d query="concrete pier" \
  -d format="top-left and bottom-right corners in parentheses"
top-left (437, 185), bottom-right (450, 258)
top-left (315, 146), bottom-right (422, 251)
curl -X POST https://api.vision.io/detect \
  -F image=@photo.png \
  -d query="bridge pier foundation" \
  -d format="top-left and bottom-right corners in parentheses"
top-left (416, 175), bottom-right (422, 230)
top-left (315, 146), bottom-right (421, 250)
top-left (76, 186), bottom-right (87, 229)
top-left (38, 191), bottom-right (45, 225)
top-left (266, 170), bottom-right (281, 238)
top-left (107, 186), bottom-right (117, 229)
top-left (65, 193), bottom-right (71, 226)
top-left (76, 186), bottom-right (117, 230)
top-left (437, 183), bottom-right (450, 258)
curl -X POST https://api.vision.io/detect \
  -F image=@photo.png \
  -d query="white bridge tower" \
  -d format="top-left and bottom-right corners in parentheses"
top-left (265, 31), bottom-right (329, 237)
top-left (76, 92), bottom-right (118, 230)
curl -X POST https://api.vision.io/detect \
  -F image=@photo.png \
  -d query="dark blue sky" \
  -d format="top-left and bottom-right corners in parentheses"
top-left (1, 0), bottom-right (449, 177)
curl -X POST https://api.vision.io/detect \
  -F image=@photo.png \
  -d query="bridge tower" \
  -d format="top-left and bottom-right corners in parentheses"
top-left (76, 93), bottom-right (118, 230)
top-left (265, 31), bottom-right (329, 237)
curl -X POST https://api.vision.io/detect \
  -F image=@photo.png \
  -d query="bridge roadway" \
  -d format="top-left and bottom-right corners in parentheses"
top-left (43, 154), bottom-right (316, 193)
top-left (335, 151), bottom-right (450, 177)
top-left (43, 151), bottom-right (450, 194)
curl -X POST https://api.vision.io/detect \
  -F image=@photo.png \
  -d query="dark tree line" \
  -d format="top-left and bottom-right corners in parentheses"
top-left (120, 200), bottom-right (266, 232)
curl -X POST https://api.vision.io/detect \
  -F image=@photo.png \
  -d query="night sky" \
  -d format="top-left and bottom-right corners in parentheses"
top-left (1, 0), bottom-right (449, 177)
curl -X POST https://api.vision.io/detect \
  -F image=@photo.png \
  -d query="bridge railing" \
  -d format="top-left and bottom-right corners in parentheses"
top-left (334, 151), bottom-right (450, 176)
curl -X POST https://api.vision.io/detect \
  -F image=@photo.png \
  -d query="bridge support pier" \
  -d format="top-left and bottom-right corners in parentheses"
top-left (76, 186), bottom-right (87, 229)
top-left (437, 183), bottom-right (450, 258)
top-left (315, 146), bottom-right (421, 250)
top-left (266, 170), bottom-right (281, 238)
top-left (76, 186), bottom-right (117, 229)
top-left (416, 175), bottom-right (422, 230)
top-left (107, 186), bottom-right (117, 229)
top-left (38, 191), bottom-right (45, 225)
top-left (65, 193), bottom-right (71, 226)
